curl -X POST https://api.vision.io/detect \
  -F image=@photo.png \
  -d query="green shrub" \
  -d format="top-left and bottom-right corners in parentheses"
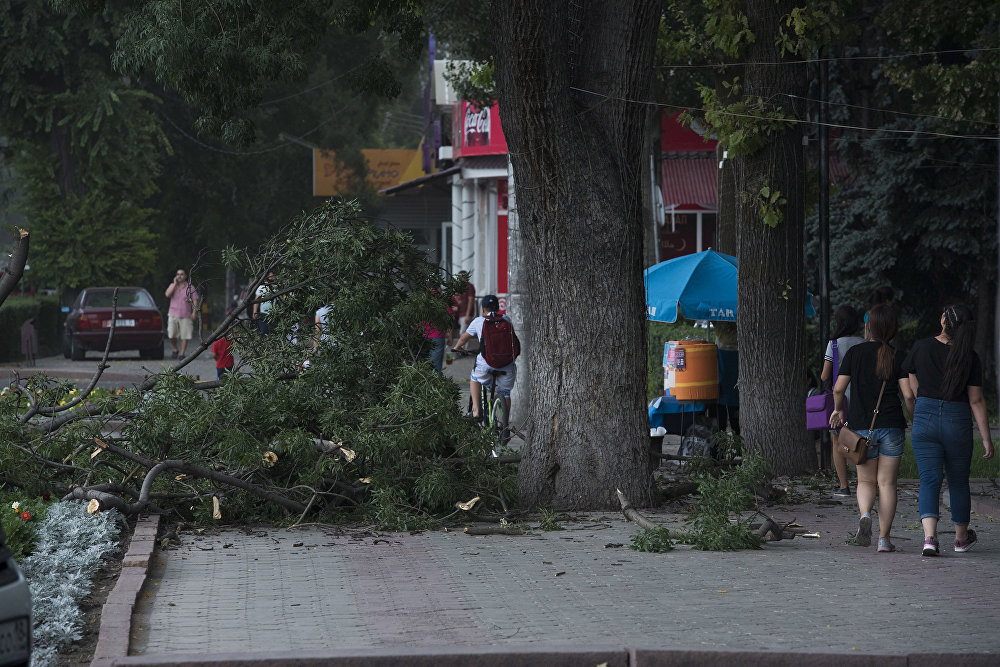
top-left (0, 295), bottom-right (63, 361)
top-left (629, 526), bottom-right (673, 552)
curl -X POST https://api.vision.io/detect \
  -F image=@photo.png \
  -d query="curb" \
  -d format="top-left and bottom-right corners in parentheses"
top-left (98, 647), bottom-right (1000, 667)
top-left (971, 493), bottom-right (1000, 518)
top-left (90, 514), bottom-right (161, 667)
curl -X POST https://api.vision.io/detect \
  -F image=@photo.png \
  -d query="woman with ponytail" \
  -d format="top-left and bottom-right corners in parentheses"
top-left (830, 305), bottom-right (914, 552)
top-left (820, 306), bottom-right (866, 496)
top-left (903, 304), bottom-right (994, 556)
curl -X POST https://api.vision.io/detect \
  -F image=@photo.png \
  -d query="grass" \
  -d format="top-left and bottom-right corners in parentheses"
top-left (895, 435), bottom-right (999, 479)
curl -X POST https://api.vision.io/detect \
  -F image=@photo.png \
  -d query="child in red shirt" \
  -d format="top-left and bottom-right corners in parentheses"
top-left (210, 336), bottom-right (235, 379)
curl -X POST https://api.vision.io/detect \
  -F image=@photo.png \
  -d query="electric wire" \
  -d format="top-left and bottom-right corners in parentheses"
top-left (568, 86), bottom-right (1000, 141)
top-left (655, 46), bottom-right (1000, 69)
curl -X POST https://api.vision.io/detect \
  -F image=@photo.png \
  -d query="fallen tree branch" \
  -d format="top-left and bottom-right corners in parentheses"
top-left (0, 228), bottom-right (28, 308)
top-left (615, 488), bottom-right (660, 531)
top-left (63, 442), bottom-right (307, 515)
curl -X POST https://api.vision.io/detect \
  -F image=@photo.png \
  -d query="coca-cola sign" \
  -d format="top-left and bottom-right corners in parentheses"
top-left (464, 103), bottom-right (490, 147)
top-left (451, 101), bottom-right (507, 158)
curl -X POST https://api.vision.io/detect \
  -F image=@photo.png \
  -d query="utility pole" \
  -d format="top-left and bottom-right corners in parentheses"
top-left (995, 64), bottom-right (999, 429)
top-left (818, 55), bottom-right (832, 469)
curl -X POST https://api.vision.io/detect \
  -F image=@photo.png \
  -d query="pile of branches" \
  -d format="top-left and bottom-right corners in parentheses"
top-left (0, 201), bottom-right (516, 529)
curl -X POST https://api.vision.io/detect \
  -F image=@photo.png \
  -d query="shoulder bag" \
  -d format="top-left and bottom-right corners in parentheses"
top-left (839, 380), bottom-right (887, 465)
top-left (806, 339), bottom-right (838, 430)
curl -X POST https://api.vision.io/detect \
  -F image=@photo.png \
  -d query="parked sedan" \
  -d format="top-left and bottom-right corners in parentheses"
top-left (0, 523), bottom-right (31, 667)
top-left (63, 287), bottom-right (165, 361)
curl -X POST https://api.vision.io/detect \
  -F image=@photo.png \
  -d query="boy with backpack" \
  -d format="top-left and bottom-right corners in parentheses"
top-left (451, 294), bottom-right (520, 418)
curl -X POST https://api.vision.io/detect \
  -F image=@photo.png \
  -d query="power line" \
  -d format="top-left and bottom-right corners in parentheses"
top-left (258, 64), bottom-right (365, 106)
top-left (568, 86), bottom-right (1000, 141)
top-left (655, 47), bottom-right (1000, 69)
top-left (784, 93), bottom-right (996, 127)
top-left (160, 112), bottom-right (340, 156)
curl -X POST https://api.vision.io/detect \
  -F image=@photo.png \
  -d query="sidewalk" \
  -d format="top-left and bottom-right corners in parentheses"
top-left (102, 481), bottom-right (1000, 665)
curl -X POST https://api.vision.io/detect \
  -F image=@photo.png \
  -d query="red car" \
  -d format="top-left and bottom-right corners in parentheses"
top-left (62, 287), bottom-right (165, 361)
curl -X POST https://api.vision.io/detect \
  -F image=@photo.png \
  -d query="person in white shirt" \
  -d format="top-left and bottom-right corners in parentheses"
top-left (451, 295), bottom-right (517, 418)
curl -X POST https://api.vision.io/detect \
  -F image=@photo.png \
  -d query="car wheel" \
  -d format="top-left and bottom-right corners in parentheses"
top-left (62, 334), bottom-right (72, 359)
top-left (70, 336), bottom-right (85, 361)
top-left (149, 343), bottom-right (164, 360)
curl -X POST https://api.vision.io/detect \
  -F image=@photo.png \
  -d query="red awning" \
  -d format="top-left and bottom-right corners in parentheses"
top-left (661, 154), bottom-right (717, 209)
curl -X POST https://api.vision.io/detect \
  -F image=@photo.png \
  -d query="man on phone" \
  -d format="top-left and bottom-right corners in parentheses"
top-left (165, 269), bottom-right (199, 359)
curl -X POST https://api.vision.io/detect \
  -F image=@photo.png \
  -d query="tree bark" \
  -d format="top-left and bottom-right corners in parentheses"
top-left (733, 0), bottom-right (813, 474)
top-left (492, 1), bottom-right (660, 508)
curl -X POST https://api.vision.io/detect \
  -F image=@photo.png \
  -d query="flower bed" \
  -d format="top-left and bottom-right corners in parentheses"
top-left (2, 498), bottom-right (123, 667)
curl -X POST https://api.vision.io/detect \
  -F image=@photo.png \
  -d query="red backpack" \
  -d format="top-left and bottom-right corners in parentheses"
top-left (480, 312), bottom-right (521, 368)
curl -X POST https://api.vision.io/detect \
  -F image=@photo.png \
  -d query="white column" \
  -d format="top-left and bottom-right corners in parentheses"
top-left (450, 176), bottom-right (463, 275)
top-left (461, 181), bottom-right (475, 280)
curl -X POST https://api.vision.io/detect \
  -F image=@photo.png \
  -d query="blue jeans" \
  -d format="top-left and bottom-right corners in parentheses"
top-left (428, 337), bottom-right (445, 372)
top-left (846, 427), bottom-right (905, 459)
top-left (911, 397), bottom-right (973, 524)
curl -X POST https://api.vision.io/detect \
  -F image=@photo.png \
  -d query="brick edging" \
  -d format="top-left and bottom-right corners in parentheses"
top-left (90, 513), bottom-right (161, 667)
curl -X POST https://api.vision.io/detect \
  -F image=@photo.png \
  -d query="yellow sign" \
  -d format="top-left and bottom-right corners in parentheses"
top-left (313, 144), bottom-right (429, 196)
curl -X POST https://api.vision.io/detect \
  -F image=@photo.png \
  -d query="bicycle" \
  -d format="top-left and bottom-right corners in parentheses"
top-left (451, 347), bottom-right (510, 456)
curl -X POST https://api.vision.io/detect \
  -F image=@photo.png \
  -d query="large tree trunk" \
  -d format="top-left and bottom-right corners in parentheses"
top-left (492, 0), bottom-right (660, 508)
top-left (733, 0), bottom-right (813, 474)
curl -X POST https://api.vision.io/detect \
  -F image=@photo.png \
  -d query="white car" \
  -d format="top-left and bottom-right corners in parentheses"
top-left (0, 523), bottom-right (31, 667)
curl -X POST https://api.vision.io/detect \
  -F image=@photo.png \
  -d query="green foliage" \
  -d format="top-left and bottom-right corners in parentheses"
top-left (444, 60), bottom-right (495, 109)
top-left (629, 526), bottom-right (674, 552)
top-left (0, 492), bottom-right (51, 561)
top-left (691, 81), bottom-right (796, 157)
top-left (702, 0), bottom-right (753, 57)
top-left (776, 3), bottom-right (852, 57)
top-left (1, 201), bottom-right (516, 530)
top-left (756, 185), bottom-right (787, 228)
top-left (538, 507), bottom-right (564, 531)
top-left (0, 0), bottom-right (169, 290)
top-left (112, 0), bottom-right (425, 145)
top-left (685, 454), bottom-right (769, 551)
top-left (0, 295), bottom-right (62, 361)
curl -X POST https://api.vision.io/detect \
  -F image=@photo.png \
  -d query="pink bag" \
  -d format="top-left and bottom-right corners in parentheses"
top-left (806, 339), bottom-right (838, 431)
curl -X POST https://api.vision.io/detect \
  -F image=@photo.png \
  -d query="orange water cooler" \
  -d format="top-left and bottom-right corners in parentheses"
top-left (666, 340), bottom-right (719, 402)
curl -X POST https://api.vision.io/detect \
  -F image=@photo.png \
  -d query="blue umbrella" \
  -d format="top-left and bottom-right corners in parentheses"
top-left (644, 249), bottom-right (815, 322)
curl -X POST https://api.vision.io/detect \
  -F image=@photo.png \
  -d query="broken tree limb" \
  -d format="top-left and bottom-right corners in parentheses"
top-left (64, 450), bottom-right (307, 515)
top-left (0, 228), bottom-right (28, 309)
top-left (615, 489), bottom-right (660, 531)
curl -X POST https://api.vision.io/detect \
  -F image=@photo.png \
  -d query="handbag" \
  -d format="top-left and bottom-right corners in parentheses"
top-left (840, 380), bottom-right (887, 465)
top-left (806, 339), bottom-right (838, 430)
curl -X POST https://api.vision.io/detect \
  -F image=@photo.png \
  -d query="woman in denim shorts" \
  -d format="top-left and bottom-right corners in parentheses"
top-left (830, 305), bottom-right (914, 552)
top-left (903, 304), bottom-right (995, 556)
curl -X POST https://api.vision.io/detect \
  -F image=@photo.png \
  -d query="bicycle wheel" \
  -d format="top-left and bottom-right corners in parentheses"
top-left (490, 397), bottom-right (509, 456)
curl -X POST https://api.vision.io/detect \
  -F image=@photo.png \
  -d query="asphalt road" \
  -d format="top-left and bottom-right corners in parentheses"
top-left (1, 342), bottom-right (219, 389)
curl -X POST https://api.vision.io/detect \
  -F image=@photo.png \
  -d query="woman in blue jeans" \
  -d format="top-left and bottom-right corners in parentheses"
top-left (830, 305), bottom-right (914, 552)
top-left (903, 304), bottom-right (994, 556)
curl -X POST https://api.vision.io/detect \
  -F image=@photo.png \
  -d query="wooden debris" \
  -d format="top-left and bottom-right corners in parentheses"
top-left (615, 488), bottom-right (660, 531)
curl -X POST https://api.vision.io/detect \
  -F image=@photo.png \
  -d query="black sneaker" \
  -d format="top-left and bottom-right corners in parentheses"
top-left (833, 487), bottom-right (850, 497)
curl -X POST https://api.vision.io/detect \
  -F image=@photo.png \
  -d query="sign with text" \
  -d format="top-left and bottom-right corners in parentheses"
top-left (451, 101), bottom-right (508, 158)
top-left (313, 146), bottom-right (429, 197)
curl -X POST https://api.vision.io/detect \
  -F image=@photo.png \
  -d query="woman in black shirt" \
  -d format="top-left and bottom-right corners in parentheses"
top-left (903, 304), bottom-right (995, 556)
top-left (829, 305), bottom-right (914, 552)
